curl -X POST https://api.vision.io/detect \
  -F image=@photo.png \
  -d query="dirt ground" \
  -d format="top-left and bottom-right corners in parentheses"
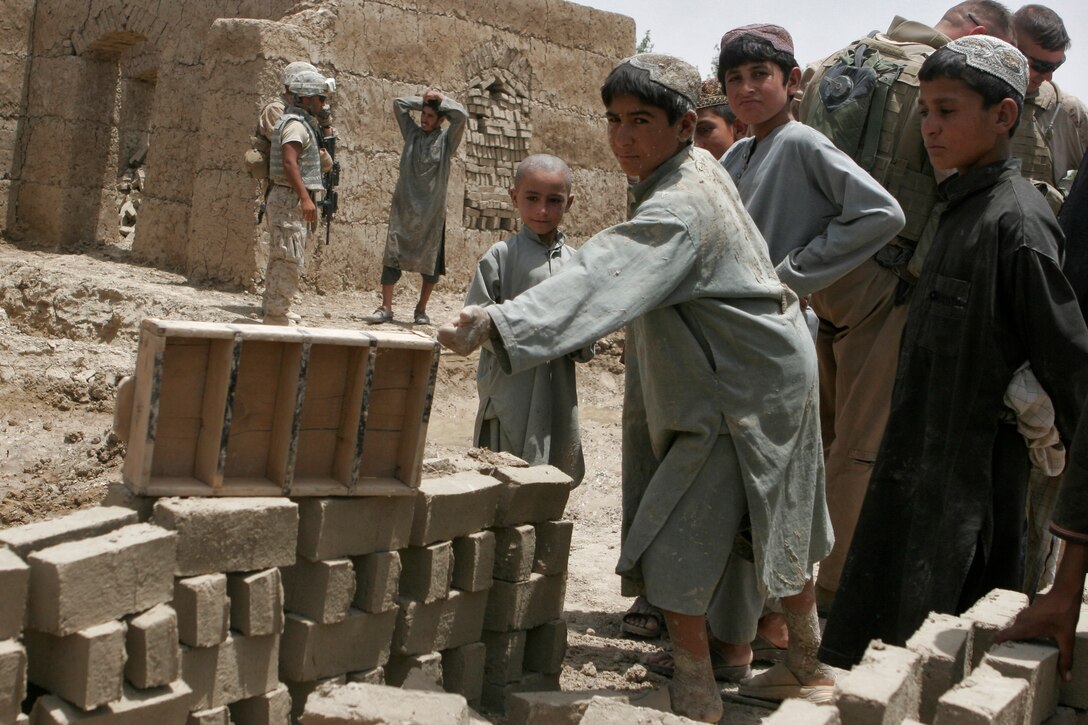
top-left (0, 240), bottom-right (777, 723)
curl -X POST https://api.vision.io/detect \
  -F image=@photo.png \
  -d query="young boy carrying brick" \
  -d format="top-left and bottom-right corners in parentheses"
top-left (687, 23), bottom-right (904, 702)
top-left (465, 154), bottom-right (592, 486)
top-left (820, 35), bottom-right (1088, 669)
top-left (439, 53), bottom-right (831, 722)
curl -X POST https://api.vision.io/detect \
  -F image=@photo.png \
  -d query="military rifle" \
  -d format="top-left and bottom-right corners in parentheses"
top-left (320, 133), bottom-right (340, 245)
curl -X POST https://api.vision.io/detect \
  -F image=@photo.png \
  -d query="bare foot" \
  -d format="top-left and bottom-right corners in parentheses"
top-left (756, 611), bottom-right (789, 649)
top-left (669, 648), bottom-right (723, 723)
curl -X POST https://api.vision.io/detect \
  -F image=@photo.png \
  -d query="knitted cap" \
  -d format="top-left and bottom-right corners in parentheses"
top-left (719, 24), bottom-right (795, 56)
top-left (621, 53), bottom-right (701, 105)
top-left (944, 35), bottom-right (1028, 97)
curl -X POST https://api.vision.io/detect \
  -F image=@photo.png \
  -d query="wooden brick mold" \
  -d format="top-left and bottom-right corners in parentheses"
top-left (121, 319), bottom-right (439, 497)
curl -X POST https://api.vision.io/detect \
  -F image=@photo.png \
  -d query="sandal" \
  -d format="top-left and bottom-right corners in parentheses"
top-left (413, 308), bottom-right (430, 325)
top-left (737, 662), bottom-right (834, 704)
top-left (751, 633), bottom-right (787, 664)
top-left (643, 649), bottom-right (752, 683)
top-left (622, 596), bottom-right (665, 639)
top-left (364, 307), bottom-right (393, 324)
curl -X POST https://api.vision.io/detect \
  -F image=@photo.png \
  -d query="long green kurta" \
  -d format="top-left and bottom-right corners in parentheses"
top-left (466, 227), bottom-right (591, 485)
top-left (384, 96), bottom-right (467, 274)
top-left (487, 146), bottom-right (832, 600)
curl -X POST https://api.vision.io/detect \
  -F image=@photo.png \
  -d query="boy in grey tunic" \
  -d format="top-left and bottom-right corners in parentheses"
top-left (466, 155), bottom-right (592, 485)
top-left (440, 54), bottom-right (832, 722)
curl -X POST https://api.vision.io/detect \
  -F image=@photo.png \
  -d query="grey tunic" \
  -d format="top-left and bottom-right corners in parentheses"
top-left (384, 96), bottom-right (467, 274)
top-left (466, 227), bottom-right (591, 485)
top-left (722, 122), bottom-right (905, 296)
top-left (487, 147), bottom-right (832, 599)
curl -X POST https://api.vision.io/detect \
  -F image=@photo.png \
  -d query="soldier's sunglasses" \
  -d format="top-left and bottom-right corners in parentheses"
top-left (1026, 55), bottom-right (1065, 75)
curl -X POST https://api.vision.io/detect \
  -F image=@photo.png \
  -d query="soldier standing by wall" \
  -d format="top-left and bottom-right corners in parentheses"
top-left (261, 69), bottom-right (334, 325)
top-left (365, 90), bottom-right (467, 326)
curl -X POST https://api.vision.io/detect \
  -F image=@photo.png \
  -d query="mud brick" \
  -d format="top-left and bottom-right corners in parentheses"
top-left (484, 573), bottom-right (566, 632)
top-left (227, 568), bottom-right (284, 636)
top-left (28, 523), bottom-right (175, 635)
top-left (230, 683), bottom-right (291, 725)
top-left (346, 667), bottom-right (385, 684)
top-left (302, 682), bottom-right (470, 723)
top-left (507, 690), bottom-right (628, 724)
top-left (283, 676), bottom-right (345, 723)
top-left (961, 589), bottom-right (1030, 668)
top-left (934, 663), bottom-right (1027, 724)
top-left (835, 640), bottom-right (922, 724)
top-left (26, 620), bottom-right (126, 711)
top-left (187, 707), bottom-right (230, 725)
top-left (29, 681), bottom-right (193, 724)
top-left (181, 633), bottom-right (280, 710)
top-left (1059, 611), bottom-right (1088, 708)
top-left (385, 651), bottom-right (443, 688)
top-left (280, 608), bottom-right (397, 681)
top-left (296, 496), bottom-right (414, 561)
top-left (0, 639), bottom-right (27, 724)
top-left (410, 472), bottom-right (504, 545)
top-left (281, 558), bottom-right (355, 624)
top-left (442, 642), bottom-right (485, 704)
top-left (399, 542), bottom-right (453, 603)
top-left (762, 698), bottom-right (843, 724)
top-left (393, 589), bottom-right (489, 656)
top-left (483, 629), bottom-right (526, 685)
top-left (481, 671), bottom-right (561, 713)
top-left (0, 506), bottom-right (137, 558)
top-left (153, 498), bottom-right (297, 575)
top-left (174, 573), bottom-right (230, 647)
top-left (491, 466), bottom-right (572, 525)
top-left (982, 640), bottom-right (1059, 724)
top-left (352, 551), bottom-right (401, 613)
top-left (492, 525), bottom-right (536, 582)
top-left (451, 531), bottom-right (495, 593)
top-left (906, 612), bottom-right (974, 722)
top-left (125, 603), bottom-right (180, 689)
top-left (532, 520), bottom-right (573, 576)
top-left (102, 483), bottom-right (157, 521)
top-left (523, 619), bottom-right (567, 675)
top-left (0, 547), bottom-right (29, 640)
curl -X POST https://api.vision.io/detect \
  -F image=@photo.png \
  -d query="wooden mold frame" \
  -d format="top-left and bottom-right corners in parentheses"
top-left (121, 319), bottom-right (440, 497)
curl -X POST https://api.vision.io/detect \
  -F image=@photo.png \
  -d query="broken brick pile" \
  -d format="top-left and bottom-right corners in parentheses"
top-left (0, 460), bottom-right (573, 723)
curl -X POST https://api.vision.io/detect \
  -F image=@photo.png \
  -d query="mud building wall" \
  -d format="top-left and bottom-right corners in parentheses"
top-left (4, 0), bottom-right (296, 257)
top-left (3, 0), bottom-right (634, 296)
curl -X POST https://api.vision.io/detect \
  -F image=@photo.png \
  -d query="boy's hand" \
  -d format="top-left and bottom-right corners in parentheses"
top-left (423, 89), bottom-right (444, 104)
top-left (995, 587), bottom-right (1080, 680)
top-left (437, 306), bottom-right (492, 356)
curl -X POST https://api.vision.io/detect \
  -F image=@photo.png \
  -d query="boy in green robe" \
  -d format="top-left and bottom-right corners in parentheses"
top-left (439, 54), bottom-right (832, 722)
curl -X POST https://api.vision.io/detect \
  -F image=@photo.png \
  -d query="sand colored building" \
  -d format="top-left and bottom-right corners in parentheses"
top-left (0, 0), bottom-right (633, 291)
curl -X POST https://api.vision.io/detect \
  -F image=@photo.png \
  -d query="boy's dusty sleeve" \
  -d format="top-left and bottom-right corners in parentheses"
top-left (775, 132), bottom-right (905, 296)
top-left (465, 244), bottom-right (504, 308)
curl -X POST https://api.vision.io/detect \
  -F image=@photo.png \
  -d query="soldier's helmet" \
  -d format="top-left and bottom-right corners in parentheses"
top-left (281, 61), bottom-right (318, 87)
top-left (288, 70), bottom-right (333, 98)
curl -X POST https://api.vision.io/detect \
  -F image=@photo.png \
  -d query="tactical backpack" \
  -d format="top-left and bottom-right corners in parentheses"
top-left (244, 133), bottom-right (271, 180)
top-left (799, 33), bottom-right (938, 244)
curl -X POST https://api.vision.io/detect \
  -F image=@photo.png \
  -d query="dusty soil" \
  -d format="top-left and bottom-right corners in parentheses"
top-left (0, 240), bottom-right (775, 723)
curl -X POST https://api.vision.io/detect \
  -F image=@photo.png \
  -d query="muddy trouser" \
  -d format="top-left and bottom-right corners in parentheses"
top-left (809, 258), bottom-right (909, 598)
top-left (262, 184), bottom-right (313, 321)
top-left (1024, 467), bottom-right (1063, 593)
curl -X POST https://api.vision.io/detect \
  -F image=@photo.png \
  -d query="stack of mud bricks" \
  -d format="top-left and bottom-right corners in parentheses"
top-left (462, 68), bottom-right (532, 233)
top-left (0, 500), bottom-right (295, 724)
top-left (775, 587), bottom-right (1088, 725)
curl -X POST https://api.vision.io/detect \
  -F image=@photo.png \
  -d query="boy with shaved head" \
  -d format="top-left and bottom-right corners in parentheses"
top-left (465, 154), bottom-right (592, 485)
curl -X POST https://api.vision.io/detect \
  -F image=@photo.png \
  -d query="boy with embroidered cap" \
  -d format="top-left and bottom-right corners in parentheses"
top-left (701, 23), bottom-right (903, 702)
top-left (439, 53), bottom-right (831, 722)
top-left (694, 78), bottom-right (747, 160)
top-left (465, 154), bottom-right (592, 485)
top-left (820, 35), bottom-right (1088, 669)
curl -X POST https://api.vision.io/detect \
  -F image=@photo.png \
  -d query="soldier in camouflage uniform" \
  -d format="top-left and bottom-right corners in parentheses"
top-left (262, 69), bottom-right (333, 326)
